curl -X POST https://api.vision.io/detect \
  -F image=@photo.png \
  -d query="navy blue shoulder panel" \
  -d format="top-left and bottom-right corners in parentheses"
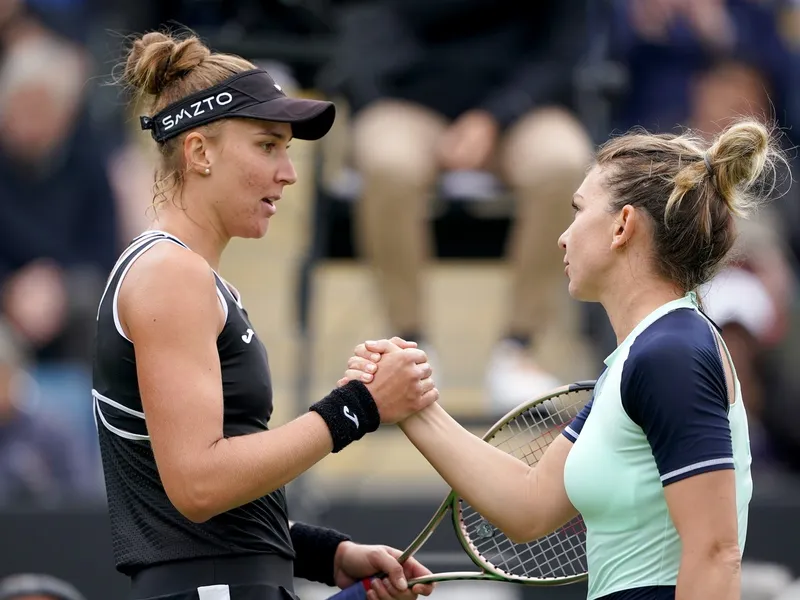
top-left (620, 309), bottom-right (734, 486)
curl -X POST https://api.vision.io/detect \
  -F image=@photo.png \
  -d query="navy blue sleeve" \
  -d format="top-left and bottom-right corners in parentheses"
top-left (621, 319), bottom-right (734, 486)
top-left (562, 397), bottom-right (593, 443)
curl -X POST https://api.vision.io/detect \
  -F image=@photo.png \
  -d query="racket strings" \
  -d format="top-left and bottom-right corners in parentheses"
top-left (464, 512), bottom-right (585, 579)
top-left (457, 389), bottom-right (591, 580)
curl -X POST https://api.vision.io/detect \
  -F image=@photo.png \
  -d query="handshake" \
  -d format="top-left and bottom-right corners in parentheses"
top-left (336, 337), bottom-right (439, 425)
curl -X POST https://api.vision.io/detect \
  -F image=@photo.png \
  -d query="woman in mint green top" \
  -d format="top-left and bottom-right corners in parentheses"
top-left (340, 118), bottom-right (785, 600)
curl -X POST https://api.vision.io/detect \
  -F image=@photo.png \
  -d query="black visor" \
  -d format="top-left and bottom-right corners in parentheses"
top-left (140, 69), bottom-right (336, 142)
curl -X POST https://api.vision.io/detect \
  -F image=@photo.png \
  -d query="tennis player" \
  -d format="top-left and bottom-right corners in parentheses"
top-left (92, 31), bottom-right (437, 600)
top-left (342, 120), bottom-right (784, 599)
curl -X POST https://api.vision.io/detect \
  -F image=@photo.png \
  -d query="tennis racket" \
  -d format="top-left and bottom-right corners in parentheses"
top-left (326, 380), bottom-right (596, 600)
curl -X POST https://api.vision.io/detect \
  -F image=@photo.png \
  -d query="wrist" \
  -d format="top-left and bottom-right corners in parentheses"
top-left (400, 401), bottom-right (441, 428)
top-left (310, 380), bottom-right (381, 452)
top-left (291, 522), bottom-right (352, 586)
top-left (333, 539), bottom-right (357, 574)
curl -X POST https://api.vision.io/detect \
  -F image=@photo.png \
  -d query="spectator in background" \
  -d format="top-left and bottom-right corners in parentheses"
top-left (329, 0), bottom-right (595, 412)
top-left (0, 27), bottom-right (118, 369)
top-left (609, 0), bottom-right (794, 135)
top-left (0, 322), bottom-right (98, 508)
top-left (690, 57), bottom-right (795, 424)
top-left (607, 0), bottom-right (798, 466)
top-left (695, 112), bottom-right (795, 469)
top-left (0, 573), bottom-right (86, 600)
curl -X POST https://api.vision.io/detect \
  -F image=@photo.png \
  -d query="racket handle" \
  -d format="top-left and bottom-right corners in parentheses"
top-left (325, 579), bottom-right (371, 600)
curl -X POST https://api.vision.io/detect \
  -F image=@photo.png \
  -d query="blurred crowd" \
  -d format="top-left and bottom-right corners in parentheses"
top-left (0, 0), bottom-right (798, 512)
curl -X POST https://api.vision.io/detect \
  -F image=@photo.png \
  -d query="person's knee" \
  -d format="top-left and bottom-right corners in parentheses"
top-left (502, 107), bottom-right (593, 190)
top-left (350, 100), bottom-right (443, 188)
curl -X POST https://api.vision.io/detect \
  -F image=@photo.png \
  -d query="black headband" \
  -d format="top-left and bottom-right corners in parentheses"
top-left (140, 69), bottom-right (335, 142)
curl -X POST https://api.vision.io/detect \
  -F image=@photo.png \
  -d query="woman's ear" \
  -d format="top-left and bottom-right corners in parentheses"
top-left (610, 205), bottom-right (637, 250)
top-left (184, 131), bottom-right (212, 176)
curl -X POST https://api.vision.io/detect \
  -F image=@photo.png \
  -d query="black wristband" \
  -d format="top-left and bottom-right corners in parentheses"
top-left (309, 380), bottom-right (381, 452)
top-left (290, 522), bottom-right (352, 586)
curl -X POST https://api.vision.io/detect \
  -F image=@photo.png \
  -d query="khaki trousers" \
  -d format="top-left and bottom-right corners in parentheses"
top-left (350, 99), bottom-right (593, 349)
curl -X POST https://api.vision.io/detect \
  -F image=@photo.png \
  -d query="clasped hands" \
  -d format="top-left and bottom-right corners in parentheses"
top-left (332, 336), bottom-right (438, 599)
top-left (338, 337), bottom-right (437, 425)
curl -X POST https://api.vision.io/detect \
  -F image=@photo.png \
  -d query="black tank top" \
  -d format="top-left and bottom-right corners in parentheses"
top-left (92, 230), bottom-right (294, 575)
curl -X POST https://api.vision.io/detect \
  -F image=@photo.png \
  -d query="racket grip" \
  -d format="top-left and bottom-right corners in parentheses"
top-left (325, 579), bottom-right (371, 600)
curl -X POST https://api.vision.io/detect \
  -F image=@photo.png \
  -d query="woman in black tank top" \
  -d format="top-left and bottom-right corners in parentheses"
top-left (93, 29), bottom-right (438, 600)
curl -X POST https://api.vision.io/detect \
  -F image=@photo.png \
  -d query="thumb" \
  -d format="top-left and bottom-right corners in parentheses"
top-left (371, 549), bottom-right (408, 591)
top-left (365, 339), bottom-right (401, 354)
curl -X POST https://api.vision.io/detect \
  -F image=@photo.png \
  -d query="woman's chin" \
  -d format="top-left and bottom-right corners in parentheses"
top-left (255, 218), bottom-right (270, 238)
top-left (235, 218), bottom-right (270, 240)
top-left (568, 279), bottom-right (594, 303)
top-left (567, 282), bottom-right (580, 300)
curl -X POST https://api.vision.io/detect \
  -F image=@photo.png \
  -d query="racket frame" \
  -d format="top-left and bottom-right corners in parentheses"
top-left (396, 380), bottom-right (597, 587)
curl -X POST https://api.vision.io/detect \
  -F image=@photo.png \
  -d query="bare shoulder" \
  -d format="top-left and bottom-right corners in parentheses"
top-left (123, 241), bottom-right (213, 297)
top-left (118, 242), bottom-right (222, 340)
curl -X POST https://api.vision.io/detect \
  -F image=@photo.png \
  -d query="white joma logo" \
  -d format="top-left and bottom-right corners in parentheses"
top-left (241, 329), bottom-right (254, 344)
top-left (343, 406), bottom-right (359, 428)
top-left (161, 91), bottom-right (234, 130)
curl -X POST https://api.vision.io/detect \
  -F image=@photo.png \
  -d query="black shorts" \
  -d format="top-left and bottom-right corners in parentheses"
top-left (129, 554), bottom-right (300, 600)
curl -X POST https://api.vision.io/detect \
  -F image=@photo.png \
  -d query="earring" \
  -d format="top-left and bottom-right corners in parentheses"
top-left (204, 168), bottom-right (210, 175)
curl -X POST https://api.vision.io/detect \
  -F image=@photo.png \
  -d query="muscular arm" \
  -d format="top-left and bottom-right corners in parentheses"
top-left (120, 244), bottom-right (335, 523)
top-left (399, 402), bottom-right (577, 543)
top-left (667, 472), bottom-right (741, 600)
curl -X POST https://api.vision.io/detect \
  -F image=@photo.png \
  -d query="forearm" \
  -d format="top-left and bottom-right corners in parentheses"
top-left (179, 381), bottom-right (379, 522)
top-left (676, 547), bottom-right (741, 600)
top-left (399, 403), bottom-right (534, 537)
top-left (185, 412), bottom-right (333, 521)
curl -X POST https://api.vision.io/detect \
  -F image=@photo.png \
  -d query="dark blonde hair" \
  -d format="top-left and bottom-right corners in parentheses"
top-left (595, 120), bottom-right (787, 292)
top-left (121, 30), bottom-right (255, 207)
